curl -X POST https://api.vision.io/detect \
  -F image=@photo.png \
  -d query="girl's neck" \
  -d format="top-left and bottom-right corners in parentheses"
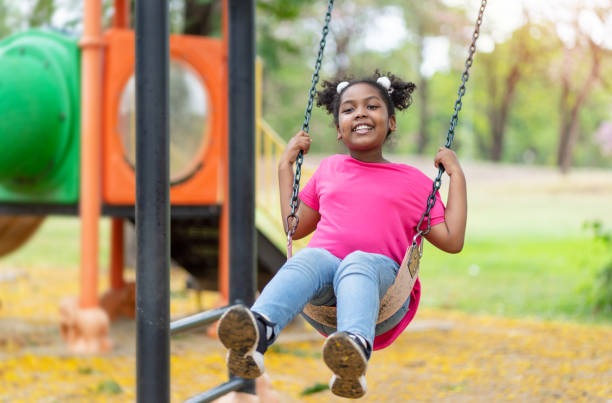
top-left (348, 149), bottom-right (389, 164)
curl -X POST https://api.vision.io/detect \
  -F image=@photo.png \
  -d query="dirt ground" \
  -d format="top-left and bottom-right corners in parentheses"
top-left (1, 265), bottom-right (611, 403)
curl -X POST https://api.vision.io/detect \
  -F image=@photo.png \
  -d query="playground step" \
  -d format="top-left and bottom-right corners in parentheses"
top-left (171, 216), bottom-right (220, 290)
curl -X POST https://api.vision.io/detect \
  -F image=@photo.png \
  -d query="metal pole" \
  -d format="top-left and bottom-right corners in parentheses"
top-left (135, 0), bottom-right (170, 402)
top-left (228, 0), bottom-right (256, 395)
top-left (183, 378), bottom-right (247, 403)
top-left (170, 305), bottom-right (231, 334)
top-left (79, 0), bottom-right (103, 310)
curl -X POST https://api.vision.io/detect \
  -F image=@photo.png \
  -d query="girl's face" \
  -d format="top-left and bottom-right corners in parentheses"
top-left (336, 83), bottom-right (396, 153)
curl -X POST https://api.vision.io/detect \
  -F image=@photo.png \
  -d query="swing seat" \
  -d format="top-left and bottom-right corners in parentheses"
top-left (302, 240), bottom-right (423, 336)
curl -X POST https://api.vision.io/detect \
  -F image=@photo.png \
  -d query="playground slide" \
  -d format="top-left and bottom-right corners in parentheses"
top-left (0, 216), bottom-right (45, 257)
top-left (169, 213), bottom-right (286, 292)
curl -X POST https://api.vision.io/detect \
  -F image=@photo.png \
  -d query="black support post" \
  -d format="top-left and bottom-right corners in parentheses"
top-left (228, 0), bottom-right (257, 395)
top-left (135, 0), bottom-right (170, 402)
top-left (228, 0), bottom-right (256, 322)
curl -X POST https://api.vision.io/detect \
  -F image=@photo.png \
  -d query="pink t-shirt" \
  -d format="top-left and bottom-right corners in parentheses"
top-left (299, 154), bottom-right (445, 349)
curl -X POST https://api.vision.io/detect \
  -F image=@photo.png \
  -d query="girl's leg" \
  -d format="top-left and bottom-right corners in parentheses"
top-left (333, 250), bottom-right (399, 347)
top-left (252, 247), bottom-right (340, 339)
top-left (322, 251), bottom-right (398, 398)
top-left (219, 247), bottom-right (339, 379)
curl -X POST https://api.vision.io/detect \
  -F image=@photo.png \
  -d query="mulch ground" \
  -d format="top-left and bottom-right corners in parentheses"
top-left (1, 265), bottom-right (612, 402)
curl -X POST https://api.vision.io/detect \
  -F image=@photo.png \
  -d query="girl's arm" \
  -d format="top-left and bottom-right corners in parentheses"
top-left (278, 130), bottom-right (321, 240)
top-left (425, 147), bottom-right (467, 253)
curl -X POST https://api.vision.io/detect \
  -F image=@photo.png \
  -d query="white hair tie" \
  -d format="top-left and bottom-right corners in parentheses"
top-left (336, 81), bottom-right (350, 94)
top-left (376, 76), bottom-right (393, 94)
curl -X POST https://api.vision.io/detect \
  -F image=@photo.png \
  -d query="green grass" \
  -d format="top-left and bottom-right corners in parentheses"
top-left (409, 162), bottom-right (612, 323)
top-left (1, 217), bottom-right (110, 269)
top-left (420, 236), bottom-right (611, 322)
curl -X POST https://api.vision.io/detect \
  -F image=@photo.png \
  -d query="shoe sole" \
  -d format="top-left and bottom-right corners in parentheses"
top-left (323, 333), bottom-right (367, 398)
top-left (217, 305), bottom-right (263, 379)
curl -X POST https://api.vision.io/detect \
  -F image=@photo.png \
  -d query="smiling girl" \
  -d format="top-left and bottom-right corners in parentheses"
top-left (217, 71), bottom-right (467, 398)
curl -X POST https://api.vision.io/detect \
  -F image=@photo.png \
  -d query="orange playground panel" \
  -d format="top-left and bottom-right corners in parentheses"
top-left (102, 29), bottom-right (227, 205)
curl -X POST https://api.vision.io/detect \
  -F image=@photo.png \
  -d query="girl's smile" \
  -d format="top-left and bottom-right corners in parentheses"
top-left (352, 124), bottom-right (373, 135)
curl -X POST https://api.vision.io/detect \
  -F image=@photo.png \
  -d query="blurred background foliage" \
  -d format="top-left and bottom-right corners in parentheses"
top-left (4, 0), bottom-right (611, 171)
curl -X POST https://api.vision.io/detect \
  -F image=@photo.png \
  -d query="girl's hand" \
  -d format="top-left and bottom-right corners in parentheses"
top-left (280, 130), bottom-right (312, 166)
top-left (427, 146), bottom-right (467, 254)
top-left (434, 147), bottom-right (463, 177)
top-left (277, 130), bottom-right (320, 239)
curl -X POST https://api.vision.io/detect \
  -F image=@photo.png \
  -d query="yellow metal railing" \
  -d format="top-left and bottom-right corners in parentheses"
top-left (255, 58), bottom-right (311, 253)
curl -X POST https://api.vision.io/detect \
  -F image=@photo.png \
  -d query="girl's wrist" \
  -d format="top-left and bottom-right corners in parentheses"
top-left (278, 159), bottom-right (293, 170)
top-left (444, 164), bottom-right (461, 176)
top-left (447, 168), bottom-right (464, 179)
top-left (444, 163), bottom-right (461, 176)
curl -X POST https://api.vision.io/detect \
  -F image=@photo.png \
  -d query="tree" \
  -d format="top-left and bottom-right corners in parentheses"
top-left (183, 0), bottom-right (221, 36)
top-left (28, 0), bottom-right (55, 28)
top-left (476, 23), bottom-right (544, 161)
top-left (400, 1), bottom-right (469, 155)
top-left (556, 31), bottom-right (609, 173)
top-left (255, 0), bottom-right (312, 70)
top-left (0, 0), bottom-right (15, 38)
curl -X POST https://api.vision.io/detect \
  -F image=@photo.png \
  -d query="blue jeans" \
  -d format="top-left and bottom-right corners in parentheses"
top-left (251, 248), bottom-right (406, 347)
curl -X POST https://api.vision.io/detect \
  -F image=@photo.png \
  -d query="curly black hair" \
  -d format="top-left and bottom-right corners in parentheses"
top-left (316, 70), bottom-right (416, 127)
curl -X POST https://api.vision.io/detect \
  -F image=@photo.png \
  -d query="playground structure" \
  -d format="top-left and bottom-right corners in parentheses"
top-left (0, 0), bottom-right (312, 397)
top-left (0, 0), bottom-right (307, 339)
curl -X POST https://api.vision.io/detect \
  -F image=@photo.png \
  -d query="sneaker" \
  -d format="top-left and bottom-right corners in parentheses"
top-left (217, 305), bottom-right (268, 379)
top-left (322, 332), bottom-right (369, 398)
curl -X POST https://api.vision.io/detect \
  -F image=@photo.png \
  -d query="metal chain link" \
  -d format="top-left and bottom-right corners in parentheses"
top-left (415, 0), bottom-right (487, 239)
top-left (286, 0), bottom-right (334, 243)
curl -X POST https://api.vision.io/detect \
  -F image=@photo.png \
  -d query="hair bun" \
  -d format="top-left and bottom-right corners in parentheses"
top-left (376, 76), bottom-right (392, 92)
top-left (336, 81), bottom-right (350, 94)
top-left (376, 76), bottom-right (391, 91)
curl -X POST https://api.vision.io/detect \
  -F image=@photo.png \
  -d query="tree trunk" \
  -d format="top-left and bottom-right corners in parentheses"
top-left (556, 44), bottom-right (600, 173)
top-left (490, 116), bottom-right (504, 161)
top-left (417, 77), bottom-right (429, 154)
top-left (334, 34), bottom-right (351, 78)
top-left (28, 0), bottom-right (55, 27)
top-left (415, 21), bottom-right (428, 154)
top-left (184, 0), bottom-right (219, 36)
top-left (557, 48), bottom-right (574, 172)
top-left (558, 117), bottom-right (580, 174)
top-left (488, 64), bottom-right (520, 161)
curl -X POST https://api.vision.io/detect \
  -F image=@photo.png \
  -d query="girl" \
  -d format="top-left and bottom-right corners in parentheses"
top-left (218, 71), bottom-right (467, 398)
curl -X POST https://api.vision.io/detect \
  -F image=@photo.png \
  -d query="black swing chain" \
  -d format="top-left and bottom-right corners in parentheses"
top-left (415, 0), bottom-right (487, 239)
top-left (286, 0), bottom-right (335, 238)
